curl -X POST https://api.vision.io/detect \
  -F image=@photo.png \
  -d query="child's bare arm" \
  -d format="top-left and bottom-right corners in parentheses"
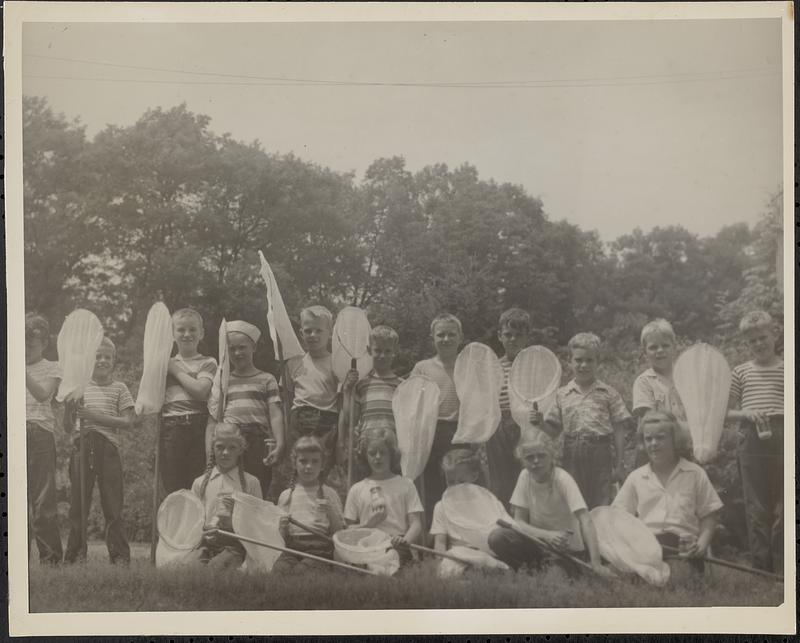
top-left (76, 406), bottom-right (134, 430)
top-left (403, 512), bottom-right (423, 545)
top-left (167, 361), bottom-right (213, 400)
top-left (513, 505), bottom-right (568, 546)
top-left (264, 403), bottom-right (285, 465)
top-left (25, 371), bottom-right (59, 402)
top-left (576, 509), bottom-right (614, 576)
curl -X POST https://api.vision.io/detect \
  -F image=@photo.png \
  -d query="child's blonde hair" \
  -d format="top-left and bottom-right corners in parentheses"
top-left (99, 336), bottom-right (116, 356)
top-left (498, 308), bottom-right (531, 334)
top-left (640, 319), bottom-right (676, 348)
top-left (172, 307), bottom-right (204, 329)
top-left (300, 306), bottom-right (333, 329)
top-left (515, 429), bottom-right (558, 461)
top-left (25, 312), bottom-right (50, 340)
top-left (567, 332), bottom-right (601, 356)
top-left (370, 325), bottom-right (399, 348)
top-left (430, 313), bottom-right (462, 336)
top-left (199, 423), bottom-right (247, 500)
top-left (288, 436), bottom-right (327, 501)
top-left (357, 425), bottom-right (401, 474)
top-left (441, 447), bottom-right (481, 485)
top-left (637, 409), bottom-right (693, 460)
top-left (739, 310), bottom-right (774, 334)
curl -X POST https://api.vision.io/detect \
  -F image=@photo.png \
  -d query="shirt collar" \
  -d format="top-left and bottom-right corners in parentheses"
top-left (565, 378), bottom-right (607, 394)
top-left (642, 457), bottom-right (691, 480)
top-left (210, 466), bottom-right (240, 481)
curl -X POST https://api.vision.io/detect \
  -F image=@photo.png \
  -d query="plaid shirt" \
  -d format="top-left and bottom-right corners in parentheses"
top-left (545, 378), bottom-right (631, 437)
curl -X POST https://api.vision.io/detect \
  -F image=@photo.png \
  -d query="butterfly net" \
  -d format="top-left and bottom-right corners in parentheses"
top-left (56, 309), bottom-right (104, 403)
top-left (231, 492), bottom-right (285, 572)
top-left (673, 343), bottom-right (732, 464)
top-left (453, 343), bottom-right (503, 444)
top-left (438, 546), bottom-right (511, 578)
top-left (258, 251), bottom-right (304, 361)
top-left (208, 319), bottom-right (230, 422)
top-left (508, 346), bottom-right (562, 433)
top-left (332, 306), bottom-right (373, 380)
top-left (156, 490), bottom-right (205, 566)
top-left (135, 302), bottom-right (174, 415)
top-left (441, 483), bottom-right (512, 553)
top-left (393, 375), bottom-right (440, 481)
top-left (590, 506), bottom-right (670, 586)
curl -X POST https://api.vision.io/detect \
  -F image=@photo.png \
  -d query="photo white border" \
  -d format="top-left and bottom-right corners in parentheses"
top-left (4, 1), bottom-right (795, 636)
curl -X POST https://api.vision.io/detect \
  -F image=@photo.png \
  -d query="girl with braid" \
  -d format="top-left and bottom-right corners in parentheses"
top-left (273, 437), bottom-right (344, 573)
top-left (188, 423), bottom-right (261, 569)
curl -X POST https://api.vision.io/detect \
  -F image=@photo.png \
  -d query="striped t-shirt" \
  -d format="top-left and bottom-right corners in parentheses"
top-left (81, 380), bottom-right (135, 449)
top-left (729, 360), bottom-right (784, 414)
top-left (26, 358), bottom-right (61, 433)
top-left (162, 354), bottom-right (217, 417)
top-left (498, 355), bottom-right (512, 412)
top-left (354, 371), bottom-right (403, 431)
top-left (410, 357), bottom-right (459, 422)
top-left (219, 371), bottom-right (280, 427)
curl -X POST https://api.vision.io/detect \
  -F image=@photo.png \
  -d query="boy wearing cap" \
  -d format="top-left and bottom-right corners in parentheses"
top-left (63, 336), bottom-right (135, 564)
top-left (25, 313), bottom-right (64, 564)
top-left (207, 320), bottom-right (285, 500)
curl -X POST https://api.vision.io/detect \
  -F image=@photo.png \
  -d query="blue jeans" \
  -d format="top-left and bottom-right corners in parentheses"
top-left (486, 412), bottom-right (521, 508)
top-left (26, 423), bottom-right (63, 564)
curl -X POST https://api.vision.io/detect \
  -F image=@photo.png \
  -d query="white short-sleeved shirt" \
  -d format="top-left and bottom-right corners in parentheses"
top-left (278, 483), bottom-right (343, 538)
top-left (429, 500), bottom-right (470, 548)
top-left (612, 458), bottom-right (723, 539)
top-left (191, 465), bottom-right (262, 524)
top-left (344, 475), bottom-right (423, 536)
top-left (510, 467), bottom-right (586, 551)
top-left (288, 353), bottom-right (339, 412)
top-left (26, 358), bottom-right (61, 433)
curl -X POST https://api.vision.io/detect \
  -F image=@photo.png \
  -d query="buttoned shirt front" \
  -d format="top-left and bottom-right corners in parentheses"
top-left (612, 458), bottom-right (722, 538)
top-left (545, 378), bottom-right (631, 437)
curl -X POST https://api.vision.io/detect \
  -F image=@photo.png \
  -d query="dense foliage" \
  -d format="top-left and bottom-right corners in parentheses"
top-left (22, 96), bottom-right (784, 547)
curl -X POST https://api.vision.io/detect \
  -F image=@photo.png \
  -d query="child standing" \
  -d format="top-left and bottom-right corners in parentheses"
top-left (25, 313), bottom-right (63, 564)
top-left (489, 431), bottom-right (612, 577)
top-left (341, 325), bottom-right (404, 481)
top-left (540, 333), bottom-right (631, 509)
top-left (726, 311), bottom-right (784, 573)
top-left (344, 427), bottom-right (424, 565)
top-left (487, 308), bottom-right (529, 506)
top-left (63, 337), bottom-right (135, 564)
top-left (410, 313), bottom-right (464, 526)
top-left (161, 308), bottom-right (217, 493)
top-left (188, 423), bottom-right (262, 570)
top-left (632, 319), bottom-right (692, 460)
top-left (208, 320), bottom-right (285, 500)
top-left (274, 437), bottom-right (344, 573)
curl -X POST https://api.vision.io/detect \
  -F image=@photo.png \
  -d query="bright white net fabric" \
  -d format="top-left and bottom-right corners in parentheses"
top-left (453, 343), bottom-right (503, 444)
top-left (208, 319), bottom-right (230, 421)
top-left (673, 343), bottom-right (732, 464)
top-left (441, 483), bottom-right (512, 553)
top-left (508, 345), bottom-right (562, 433)
top-left (393, 375), bottom-right (440, 481)
top-left (438, 546), bottom-right (510, 578)
top-left (258, 251), bottom-right (304, 361)
top-left (135, 302), bottom-right (174, 415)
top-left (231, 492), bottom-right (285, 572)
top-left (590, 506), bottom-right (670, 586)
top-left (156, 490), bottom-right (205, 567)
top-left (56, 309), bottom-right (104, 403)
top-left (331, 306), bottom-right (373, 380)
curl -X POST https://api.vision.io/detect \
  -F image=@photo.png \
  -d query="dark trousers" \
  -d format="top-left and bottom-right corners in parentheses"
top-left (561, 434), bottom-right (613, 509)
top-left (27, 423), bottom-right (63, 564)
top-left (65, 431), bottom-right (130, 564)
top-left (486, 412), bottom-right (521, 508)
top-left (272, 533), bottom-right (334, 574)
top-left (237, 423), bottom-right (272, 500)
top-left (488, 526), bottom-right (586, 577)
top-left (739, 416), bottom-right (783, 573)
top-left (421, 420), bottom-right (459, 528)
top-left (656, 532), bottom-right (704, 574)
top-left (160, 413), bottom-right (209, 494)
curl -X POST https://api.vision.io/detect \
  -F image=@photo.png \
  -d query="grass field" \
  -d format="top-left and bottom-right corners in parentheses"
top-left (27, 541), bottom-right (784, 612)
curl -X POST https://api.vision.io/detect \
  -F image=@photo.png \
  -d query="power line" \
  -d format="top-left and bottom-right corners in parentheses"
top-left (24, 52), bottom-right (779, 88)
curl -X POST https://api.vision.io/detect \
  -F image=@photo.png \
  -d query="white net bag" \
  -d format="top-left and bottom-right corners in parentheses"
top-left (508, 346), bottom-right (562, 433)
top-left (591, 506), bottom-right (670, 586)
top-left (156, 490), bottom-right (205, 567)
top-left (441, 483), bottom-right (512, 553)
top-left (135, 302), bottom-right (174, 415)
top-left (453, 343), bottom-right (504, 444)
top-left (56, 309), bottom-right (104, 403)
top-left (393, 375), bottom-right (440, 481)
top-left (673, 343), bottom-right (732, 464)
top-left (231, 492), bottom-right (285, 572)
top-left (331, 306), bottom-right (373, 381)
top-left (438, 545), bottom-right (511, 578)
top-left (208, 319), bottom-right (230, 421)
top-left (258, 251), bottom-right (305, 361)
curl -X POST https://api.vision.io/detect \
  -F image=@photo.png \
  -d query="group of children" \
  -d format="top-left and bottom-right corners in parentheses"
top-left (24, 303), bottom-right (784, 579)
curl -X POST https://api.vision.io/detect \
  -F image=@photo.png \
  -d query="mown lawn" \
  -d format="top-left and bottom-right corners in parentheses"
top-left (27, 541), bottom-right (784, 612)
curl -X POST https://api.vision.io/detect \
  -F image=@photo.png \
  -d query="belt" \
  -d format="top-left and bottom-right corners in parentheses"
top-left (162, 412), bottom-right (204, 423)
top-left (564, 432), bottom-right (611, 444)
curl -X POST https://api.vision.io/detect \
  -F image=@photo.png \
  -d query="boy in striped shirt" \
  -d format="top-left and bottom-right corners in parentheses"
top-left (63, 337), bottom-right (135, 564)
top-left (341, 325), bottom-right (404, 481)
top-left (726, 310), bottom-right (784, 573)
top-left (486, 308), bottom-right (530, 507)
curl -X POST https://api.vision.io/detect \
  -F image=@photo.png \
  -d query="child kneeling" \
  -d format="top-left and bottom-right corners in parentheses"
top-left (274, 437), bottom-right (344, 573)
top-left (189, 423), bottom-right (262, 570)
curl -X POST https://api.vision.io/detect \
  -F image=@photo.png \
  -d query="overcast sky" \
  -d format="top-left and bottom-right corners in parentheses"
top-left (22, 19), bottom-right (782, 241)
